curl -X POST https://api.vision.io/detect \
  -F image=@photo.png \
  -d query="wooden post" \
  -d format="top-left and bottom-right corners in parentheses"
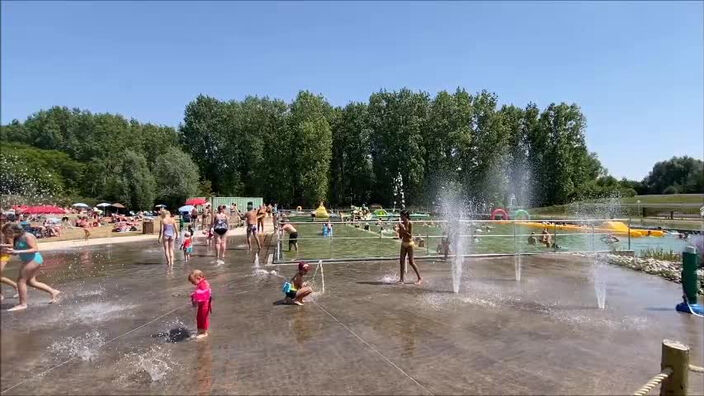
top-left (660, 339), bottom-right (689, 395)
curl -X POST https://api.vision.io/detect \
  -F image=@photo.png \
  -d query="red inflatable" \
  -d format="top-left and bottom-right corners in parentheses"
top-left (490, 208), bottom-right (509, 220)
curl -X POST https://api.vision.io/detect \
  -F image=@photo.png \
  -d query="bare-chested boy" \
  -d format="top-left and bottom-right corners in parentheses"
top-left (280, 220), bottom-right (298, 251)
top-left (245, 208), bottom-right (261, 251)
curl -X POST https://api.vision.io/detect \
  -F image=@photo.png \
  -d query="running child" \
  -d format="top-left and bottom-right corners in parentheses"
top-left (0, 230), bottom-right (18, 302)
top-left (181, 232), bottom-right (193, 262)
top-left (189, 270), bottom-right (212, 339)
top-left (283, 262), bottom-right (313, 305)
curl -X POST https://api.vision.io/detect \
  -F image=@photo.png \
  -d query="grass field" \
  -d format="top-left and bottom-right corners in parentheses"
top-left (530, 194), bottom-right (703, 217)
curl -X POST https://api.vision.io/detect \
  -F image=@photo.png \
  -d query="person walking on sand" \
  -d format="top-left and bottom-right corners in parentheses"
top-left (245, 207), bottom-right (261, 251)
top-left (1, 223), bottom-right (60, 311)
top-left (397, 210), bottom-right (422, 285)
top-left (158, 210), bottom-right (179, 268)
top-left (211, 205), bottom-right (229, 264)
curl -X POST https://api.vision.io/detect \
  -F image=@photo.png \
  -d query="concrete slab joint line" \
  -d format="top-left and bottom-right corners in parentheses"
top-left (315, 302), bottom-right (433, 395)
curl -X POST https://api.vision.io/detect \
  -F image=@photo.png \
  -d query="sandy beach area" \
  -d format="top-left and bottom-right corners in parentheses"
top-left (37, 223), bottom-right (265, 252)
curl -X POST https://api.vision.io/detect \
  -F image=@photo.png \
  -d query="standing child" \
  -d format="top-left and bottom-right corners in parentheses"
top-left (189, 270), bottom-right (212, 339)
top-left (181, 232), bottom-right (193, 262)
top-left (283, 262), bottom-right (313, 305)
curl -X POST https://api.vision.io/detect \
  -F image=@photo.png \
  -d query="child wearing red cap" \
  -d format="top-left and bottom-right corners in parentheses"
top-left (284, 262), bottom-right (313, 305)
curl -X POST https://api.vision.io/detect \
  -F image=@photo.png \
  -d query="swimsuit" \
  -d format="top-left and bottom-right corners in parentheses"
top-left (401, 240), bottom-right (415, 248)
top-left (163, 223), bottom-right (176, 240)
top-left (191, 279), bottom-right (212, 331)
top-left (248, 224), bottom-right (257, 234)
top-left (214, 217), bottom-right (228, 236)
top-left (288, 232), bottom-right (298, 247)
top-left (14, 239), bottom-right (43, 265)
top-left (183, 239), bottom-right (193, 253)
top-left (285, 283), bottom-right (298, 299)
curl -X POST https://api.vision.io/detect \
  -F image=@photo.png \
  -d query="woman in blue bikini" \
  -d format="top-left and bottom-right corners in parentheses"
top-left (1, 223), bottom-right (60, 311)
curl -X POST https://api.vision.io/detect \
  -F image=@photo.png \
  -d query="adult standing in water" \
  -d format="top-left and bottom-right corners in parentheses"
top-left (1, 223), bottom-right (60, 311)
top-left (397, 210), bottom-right (422, 285)
top-left (212, 205), bottom-right (229, 264)
top-left (158, 210), bottom-right (179, 268)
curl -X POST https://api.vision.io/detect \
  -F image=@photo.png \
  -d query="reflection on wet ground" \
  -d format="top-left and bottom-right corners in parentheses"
top-left (1, 234), bottom-right (702, 394)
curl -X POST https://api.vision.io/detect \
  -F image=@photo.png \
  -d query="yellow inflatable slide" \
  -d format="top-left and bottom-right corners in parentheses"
top-left (314, 203), bottom-right (329, 218)
top-left (501, 220), bottom-right (664, 238)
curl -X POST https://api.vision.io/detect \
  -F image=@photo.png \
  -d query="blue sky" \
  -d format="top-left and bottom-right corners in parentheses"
top-left (2, 1), bottom-right (702, 180)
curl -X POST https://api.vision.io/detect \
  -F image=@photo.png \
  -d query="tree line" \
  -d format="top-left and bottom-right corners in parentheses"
top-left (1, 88), bottom-right (700, 210)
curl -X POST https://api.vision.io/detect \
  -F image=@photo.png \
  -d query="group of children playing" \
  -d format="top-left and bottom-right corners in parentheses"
top-left (187, 260), bottom-right (313, 339)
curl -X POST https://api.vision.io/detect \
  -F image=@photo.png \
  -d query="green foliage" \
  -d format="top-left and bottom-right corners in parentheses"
top-left (0, 150), bottom-right (64, 205)
top-left (153, 147), bottom-right (200, 209)
top-left (642, 156), bottom-right (703, 194)
top-left (639, 248), bottom-right (681, 262)
top-left (329, 103), bottom-right (374, 205)
top-left (7, 89), bottom-right (698, 211)
top-left (103, 150), bottom-right (156, 210)
top-left (2, 107), bottom-right (187, 209)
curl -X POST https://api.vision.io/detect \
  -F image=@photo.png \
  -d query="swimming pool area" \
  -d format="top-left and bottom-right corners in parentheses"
top-left (1, 230), bottom-right (702, 395)
top-left (276, 218), bottom-right (691, 262)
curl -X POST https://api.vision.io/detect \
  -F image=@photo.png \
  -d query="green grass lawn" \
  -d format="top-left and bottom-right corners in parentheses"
top-left (530, 194), bottom-right (703, 217)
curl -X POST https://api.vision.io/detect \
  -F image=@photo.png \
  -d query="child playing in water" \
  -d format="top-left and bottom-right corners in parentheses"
top-left (284, 262), bottom-right (313, 305)
top-left (0, 231), bottom-right (18, 302)
top-left (181, 232), bottom-right (193, 262)
top-left (189, 270), bottom-right (212, 339)
top-left (204, 227), bottom-right (213, 247)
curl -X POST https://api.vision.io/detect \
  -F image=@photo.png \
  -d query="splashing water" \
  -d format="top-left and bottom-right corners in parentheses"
top-left (439, 187), bottom-right (469, 293)
top-left (593, 261), bottom-right (607, 310)
top-left (115, 345), bottom-right (179, 384)
top-left (48, 330), bottom-right (106, 362)
top-left (253, 253), bottom-right (260, 268)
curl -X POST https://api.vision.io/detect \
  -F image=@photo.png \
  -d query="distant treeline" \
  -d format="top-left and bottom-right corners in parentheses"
top-left (1, 88), bottom-right (701, 210)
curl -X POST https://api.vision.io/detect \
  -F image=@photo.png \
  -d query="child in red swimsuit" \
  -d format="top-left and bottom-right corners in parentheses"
top-left (189, 270), bottom-right (212, 339)
top-left (181, 232), bottom-right (193, 262)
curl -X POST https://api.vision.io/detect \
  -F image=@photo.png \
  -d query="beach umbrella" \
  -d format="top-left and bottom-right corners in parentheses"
top-left (72, 203), bottom-right (90, 209)
top-left (178, 205), bottom-right (194, 213)
top-left (111, 203), bottom-right (125, 209)
top-left (155, 204), bottom-right (167, 208)
top-left (185, 198), bottom-right (208, 206)
top-left (96, 203), bottom-right (111, 208)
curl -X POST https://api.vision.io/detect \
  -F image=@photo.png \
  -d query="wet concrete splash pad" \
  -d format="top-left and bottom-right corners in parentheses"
top-left (1, 235), bottom-right (702, 394)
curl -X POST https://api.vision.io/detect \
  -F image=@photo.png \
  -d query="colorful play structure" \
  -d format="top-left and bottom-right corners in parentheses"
top-left (491, 207), bottom-right (665, 238)
top-left (313, 203), bottom-right (330, 218)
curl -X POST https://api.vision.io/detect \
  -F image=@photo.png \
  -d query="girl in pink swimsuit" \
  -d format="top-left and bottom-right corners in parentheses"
top-left (189, 269), bottom-right (212, 339)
